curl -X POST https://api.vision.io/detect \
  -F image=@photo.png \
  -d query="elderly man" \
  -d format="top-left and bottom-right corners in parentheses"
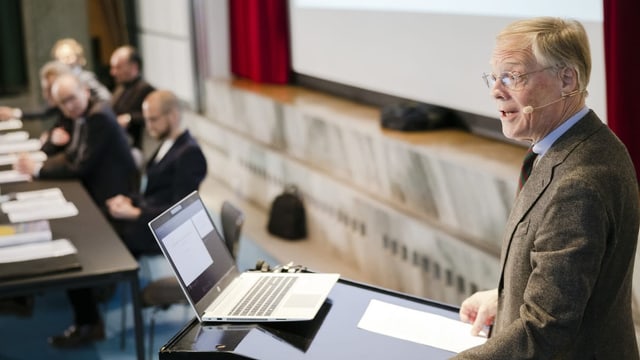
top-left (15, 73), bottom-right (137, 210)
top-left (12, 73), bottom-right (138, 348)
top-left (454, 17), bottom-right (639, 359)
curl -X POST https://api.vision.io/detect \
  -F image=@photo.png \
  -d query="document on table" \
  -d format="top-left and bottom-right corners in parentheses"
top-left (7, 201), bottom-right (78, 223)
top-left (0, 119), bottom-right (23, 131)
top-left (1, 187), bottom-right (66, 212)
top-left (0, 187), bottom-right (78, 222)
top-left (0, 238), bottom-right (77, 263)
top-left (0, 170), bottom-right (31, 184)
top-left (0, 151), bottom-right (47, 166)
top-left (0, 139), bottom-right (42, 154)
top-left (0, 131), bottom-right (29, 143)
top-left (357, 299), bottom-right (487, 354)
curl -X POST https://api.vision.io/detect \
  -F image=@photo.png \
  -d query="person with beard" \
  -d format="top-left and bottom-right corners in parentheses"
top-left (109, 45), bottom-right (156, 153)
top-left (106, 89), bottom-right (207, 256)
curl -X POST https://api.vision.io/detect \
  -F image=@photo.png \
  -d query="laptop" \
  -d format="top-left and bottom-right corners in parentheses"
top-left (148, 191), bottom-right (340, 322)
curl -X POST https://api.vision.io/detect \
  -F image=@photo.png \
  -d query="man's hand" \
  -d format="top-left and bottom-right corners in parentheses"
top-left (50, 127), bottom-right (71, 146)
top-left (13, 153), bottom-right (36, 178)
top-left (106, 194), bottom-right (141, 220)
top-left (459, 288), bottom-right (498, 336)
top-left (117, 113), bottom-right (131, 128)
top-left (0, 106), bottom-right (20, 121)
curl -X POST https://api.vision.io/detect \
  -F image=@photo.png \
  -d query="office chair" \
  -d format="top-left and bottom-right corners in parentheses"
top-left (220, 200), bottom-right (245, 259)
top-left (140, 200), bottom-right (245, 360)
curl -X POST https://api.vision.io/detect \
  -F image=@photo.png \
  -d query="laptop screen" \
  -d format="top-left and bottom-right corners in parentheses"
top-left (149, 191), bottom-right (235, 303)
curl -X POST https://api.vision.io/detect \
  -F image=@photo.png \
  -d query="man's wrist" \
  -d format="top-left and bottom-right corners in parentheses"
top-left (32, 162), bottom-right (43, 178)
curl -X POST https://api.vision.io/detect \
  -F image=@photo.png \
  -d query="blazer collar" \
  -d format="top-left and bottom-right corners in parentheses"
top-left (148, 130), bottom-right (191, 166)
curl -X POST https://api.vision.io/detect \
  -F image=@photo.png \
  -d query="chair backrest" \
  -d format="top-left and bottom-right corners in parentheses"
top-left (220, 201), bottom-right (245, 259)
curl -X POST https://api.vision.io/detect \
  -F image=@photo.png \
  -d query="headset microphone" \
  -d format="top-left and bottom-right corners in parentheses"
top-left (522, 90), bottom-right (582, 115)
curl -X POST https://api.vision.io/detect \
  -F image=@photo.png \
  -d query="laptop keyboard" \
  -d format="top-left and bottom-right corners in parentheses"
top-left (230, 276), bottom-right (297, 317)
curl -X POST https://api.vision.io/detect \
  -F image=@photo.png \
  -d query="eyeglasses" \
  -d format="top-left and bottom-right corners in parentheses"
top-left (482, 66), bottom-right (553, 90)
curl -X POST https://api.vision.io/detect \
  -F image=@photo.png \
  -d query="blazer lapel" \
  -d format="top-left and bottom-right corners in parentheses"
top-left (497, 111), bottom-right (604, 290)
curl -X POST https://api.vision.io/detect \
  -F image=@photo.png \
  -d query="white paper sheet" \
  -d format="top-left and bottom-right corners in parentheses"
top-left (357, 299), bottom-right (487, 354)
top-left (0, 238), bottom-right (76, 263)
top-left (0, 119), bottom-right (23, 131)
top-left (1, 196), bottom-right (67, 213)
top-left (7, 201), bottom-right (78, 223)
top-left (0, 131), bottom-right (29, 143)
top-left (0, 139), bottom-right (42, 154)
top-left (0, 151), bottom-right (47, 166)
top-left (0, 187), bottom-right (64, 203)
top-left (14, 187), bottom-right (64, 201)
top-left (0, 170), bottom-right (31, 184)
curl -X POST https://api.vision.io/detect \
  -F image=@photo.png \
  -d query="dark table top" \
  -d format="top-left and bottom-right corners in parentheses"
top-left (0, 179), bottom-right (139, 296)
top-left (160, 278), bottom-right (462, 360)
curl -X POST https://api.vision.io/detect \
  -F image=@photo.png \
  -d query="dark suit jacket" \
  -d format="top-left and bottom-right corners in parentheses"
top-left (111, 76), bottom-right (155, 149)
top-left (455, 111), bottom-right (640, 359)
top-left (38, 100), bottom-right (138, 212)
top-left (119, 130), bottom-right (207, 256)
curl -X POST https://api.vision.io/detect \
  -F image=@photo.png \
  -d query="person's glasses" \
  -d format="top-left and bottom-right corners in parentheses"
top-left (482, 67), bottom-right (553, 90)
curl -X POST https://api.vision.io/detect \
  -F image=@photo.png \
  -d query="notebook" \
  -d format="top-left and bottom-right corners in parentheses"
top-left (148, 191), bottom-right (340, 322)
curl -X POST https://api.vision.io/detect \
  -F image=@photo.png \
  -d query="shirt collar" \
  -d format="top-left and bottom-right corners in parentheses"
top-left (532, 106), bottom-right (589, 156)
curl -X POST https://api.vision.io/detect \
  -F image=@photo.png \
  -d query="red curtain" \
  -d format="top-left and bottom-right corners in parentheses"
top-left (604, 0), bottom-right (640, 181)
top-left (229, 0), bottom-right (290, 84)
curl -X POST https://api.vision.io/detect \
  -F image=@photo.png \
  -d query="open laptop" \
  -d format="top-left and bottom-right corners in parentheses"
top-left (148, 190), bottom-right (340, 322)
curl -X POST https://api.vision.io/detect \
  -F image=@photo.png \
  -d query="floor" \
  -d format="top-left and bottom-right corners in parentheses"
top-left (0, 235), bottom-right (279, 360)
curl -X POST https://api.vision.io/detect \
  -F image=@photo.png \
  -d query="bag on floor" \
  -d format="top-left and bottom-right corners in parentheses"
top-left (380, 102), bottom-right (464, 131)
top-left (267, 185), bottom-right (307, 240)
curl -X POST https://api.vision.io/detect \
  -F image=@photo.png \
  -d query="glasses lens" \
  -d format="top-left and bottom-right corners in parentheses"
top-left (482, 73), bottom-right (496, 88)
top-left (501, 73), bottom-right (516, 89)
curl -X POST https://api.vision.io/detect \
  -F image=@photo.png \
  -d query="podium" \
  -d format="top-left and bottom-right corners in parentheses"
top-left (159, 278), bottom-right (461, 359)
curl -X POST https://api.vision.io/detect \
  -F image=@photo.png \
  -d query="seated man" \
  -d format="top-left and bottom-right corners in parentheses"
top-left (15, 73), bottom-right (138, 211)
top-left (107, 89), bottom-right (208, 256)
top-left (13, 73), bottom-right (138, 348)
top-left (109, 45), bottom-right (156, 152)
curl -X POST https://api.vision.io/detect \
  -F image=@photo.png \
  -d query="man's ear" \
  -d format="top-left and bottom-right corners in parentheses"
top-left (560, 66), bottom-right (579, 93)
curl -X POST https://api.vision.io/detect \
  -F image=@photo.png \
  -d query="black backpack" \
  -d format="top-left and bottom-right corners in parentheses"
top-left (380, 102), bottom-right (465, 131)
top-left (267, 185), bottom-right (307, 240)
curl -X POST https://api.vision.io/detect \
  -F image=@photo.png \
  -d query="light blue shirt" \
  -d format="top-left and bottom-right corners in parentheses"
top-left (532, 106), bottom-right (589, 157)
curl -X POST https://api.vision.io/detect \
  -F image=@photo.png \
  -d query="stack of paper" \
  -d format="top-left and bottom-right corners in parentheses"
top-left (0, 151), bottom-right (47, 166)
top-left (0, 188), bottom-right (78, 223)
top-left (0, 170), bottom-right (31, 184)
top-left (0, 238), bottom-right (81, 280)
top-left (0, 119), bottom-right (23, 131)
top-left (0, 220), bottom-right (52, 248)
top-left (0, 139), bottom-right (42, 154)
top-left (0, 131), bottom-right (29, 143)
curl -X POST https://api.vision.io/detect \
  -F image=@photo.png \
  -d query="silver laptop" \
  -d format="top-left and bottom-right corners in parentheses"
top-left (148, 191), bottom-right (340, 322)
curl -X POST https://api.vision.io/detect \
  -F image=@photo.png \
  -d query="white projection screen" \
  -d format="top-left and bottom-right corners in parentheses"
top-left (288, 0), bottom-right (605, 122)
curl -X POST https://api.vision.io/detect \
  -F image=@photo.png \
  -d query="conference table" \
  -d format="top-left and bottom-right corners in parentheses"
top-left (158, 277), bottom-right (468, 359)
top-left (0, 179), bottom-right (145, 360)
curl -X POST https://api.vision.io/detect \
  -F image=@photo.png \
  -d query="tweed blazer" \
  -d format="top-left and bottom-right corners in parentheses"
top-left (455, 110), bottom-right (639, 359)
